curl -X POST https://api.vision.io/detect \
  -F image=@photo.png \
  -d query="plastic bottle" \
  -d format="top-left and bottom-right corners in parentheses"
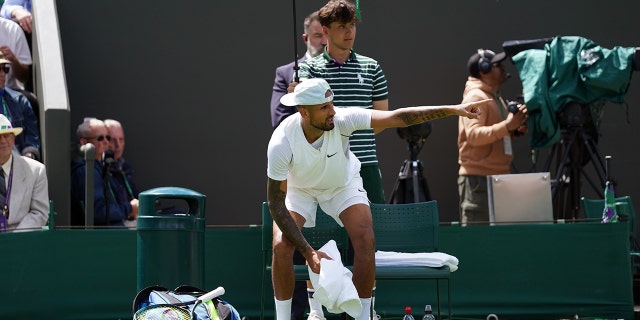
top-left (403, 306), bottom-right (415, 320)
top-left (422, 305), bottom-right (436, 320)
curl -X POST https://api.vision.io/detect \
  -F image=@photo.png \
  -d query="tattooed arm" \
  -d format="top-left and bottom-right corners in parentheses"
top-left (266, 177), bottom-right (327, 273)
top-left (370, 99), bottom-right (489, 130)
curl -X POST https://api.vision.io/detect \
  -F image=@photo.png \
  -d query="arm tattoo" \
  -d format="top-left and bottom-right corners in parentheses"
top-left (266, 178), bottom-right (311, 255)
top-left (398, 108), bottom-right (449, 125)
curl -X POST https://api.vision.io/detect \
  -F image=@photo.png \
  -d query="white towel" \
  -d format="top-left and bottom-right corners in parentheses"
top-left (308, 240), bottom-right (362, 318)
top-left (375, 251), bottom-right (460, 272)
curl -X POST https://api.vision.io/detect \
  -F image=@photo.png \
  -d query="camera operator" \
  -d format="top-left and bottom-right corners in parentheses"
top-left (457, 48), bottom-right (528, 226)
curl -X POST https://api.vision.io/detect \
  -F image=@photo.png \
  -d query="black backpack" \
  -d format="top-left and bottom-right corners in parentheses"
top-left (132, 285), bottom-right (241, 320)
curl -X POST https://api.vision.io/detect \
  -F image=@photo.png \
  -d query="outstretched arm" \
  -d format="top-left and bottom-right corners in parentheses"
top-left (370, 99), bottom-right (489, 130)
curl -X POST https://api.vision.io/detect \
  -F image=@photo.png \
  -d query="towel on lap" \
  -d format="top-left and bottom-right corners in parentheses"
top-left (375, 251), bottom-right (459, 272)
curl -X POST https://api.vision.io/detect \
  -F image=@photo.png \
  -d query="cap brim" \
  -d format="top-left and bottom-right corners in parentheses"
top-left (491, 52), bottom-right (507, 63)
top-left (280, 92), bottom-right (298, 107)
top-left (0, 128), bottom-right (22, 136)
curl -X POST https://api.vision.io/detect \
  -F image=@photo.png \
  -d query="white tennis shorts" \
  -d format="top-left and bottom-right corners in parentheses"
top-left (285, 175), bottom-right (369, 228)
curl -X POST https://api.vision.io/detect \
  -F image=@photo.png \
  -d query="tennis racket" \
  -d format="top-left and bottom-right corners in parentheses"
top-left (134, 286), bottom-right (226, 320)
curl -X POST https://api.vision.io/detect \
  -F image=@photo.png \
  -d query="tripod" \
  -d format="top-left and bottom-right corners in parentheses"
top-left (389, 136), bottom-right (431, 204)
top-left (543, 102), bottom-right (608, 219)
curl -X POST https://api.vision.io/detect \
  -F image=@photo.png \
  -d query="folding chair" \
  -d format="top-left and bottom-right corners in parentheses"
top-left (260, 202), bottom-right (349, 319)
top-left (260, 201), bottom-right (451, 319)
top-left (581, 195), bottom-right (639, 275)
top-left (371, 201), bottom-right (452, 320)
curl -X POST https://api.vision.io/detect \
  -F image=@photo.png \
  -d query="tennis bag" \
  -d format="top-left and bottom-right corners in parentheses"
top-left (132, 285), bottom-right (241, 320)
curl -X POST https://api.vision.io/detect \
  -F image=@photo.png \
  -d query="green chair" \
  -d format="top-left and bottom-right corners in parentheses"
top-left (370, 202), bottom-right (451, 320)
top-left (581, 195), bottom-right (637, 240)
top-left (260, 202), bottom-right (350, 319)
top-left (260, 201), bottom-right (452, 319)
top-left (581, 195), bottom-right (639, 275)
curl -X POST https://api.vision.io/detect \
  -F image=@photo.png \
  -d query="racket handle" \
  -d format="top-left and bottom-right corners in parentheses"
top-left (198, 286), bottom-right (225, 302)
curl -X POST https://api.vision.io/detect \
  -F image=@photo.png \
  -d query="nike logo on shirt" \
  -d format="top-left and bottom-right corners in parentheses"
top-left (327, 152), bottom-right (337, 158)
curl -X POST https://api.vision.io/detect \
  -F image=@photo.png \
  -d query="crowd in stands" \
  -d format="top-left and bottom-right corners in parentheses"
top-left (70, 118), bottom-right (139, 228)
top-left (0, 1), bottom-right (140, 231)
top-left (0, 0), bottom-right (46, 232)
top-left (0, 0), bottom-right (522, 239)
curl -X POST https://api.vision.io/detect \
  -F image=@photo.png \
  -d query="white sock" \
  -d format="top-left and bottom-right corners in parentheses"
top-left (372, 287), bottom-right (376, 310)
top-left (357, 298), bottom-right (372, 320)
top-left (307, 289), bottom-right (325, 316)
top-left (274, 297), bottom-right (292, 320)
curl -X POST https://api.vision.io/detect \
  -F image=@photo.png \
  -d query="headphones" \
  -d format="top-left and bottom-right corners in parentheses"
top-left (477, 48), bottom-right (493, 74)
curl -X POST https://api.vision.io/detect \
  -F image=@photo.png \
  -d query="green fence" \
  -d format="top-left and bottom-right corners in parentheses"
top-left (0, 223), bottom-right (633, 319)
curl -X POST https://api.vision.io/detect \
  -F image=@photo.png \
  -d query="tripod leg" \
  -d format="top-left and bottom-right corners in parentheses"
top-left (411, 160), bottom-right (420, 203)
top-left (389, 160), bottom-right (409, 204)
top-left (580, 130), bottom-right (607, 189)
top-left (568, 140), bottom-right (582, 219)
top-left (417, 161), bottom-right (431, 201)
top-left (551, 129), bottom-right (579, 199)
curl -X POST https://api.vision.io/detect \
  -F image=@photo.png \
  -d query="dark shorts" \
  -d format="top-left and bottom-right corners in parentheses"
top-left (360, 163), bottom-right (385, 204)
top-left (458, 175), bottom-right (490, 226)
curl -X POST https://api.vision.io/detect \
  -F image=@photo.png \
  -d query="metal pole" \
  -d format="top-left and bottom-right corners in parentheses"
top-left (80, 143), bottom-right (95, 228)
top-left (605, 155), bottom-right (612, 182)
top-left (291, 0), bottom-right (299, 82)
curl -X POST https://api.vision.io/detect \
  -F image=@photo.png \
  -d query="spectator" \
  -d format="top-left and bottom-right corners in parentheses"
top-left (0, 51), bottom-right (39, 160)
top-left (0, 113), bottom-right (48, 232)
top-left (269, 10), bottom-right (326, 320)
top-left (295, 1), bottom-right (387, 317)
top-left (297, 0), bottom-right (387, 205)
top-left (268, 78), bottom-right (484, 320)
top-left (105, 119), bottom-right (139, 228)
top-left (270, 10), bottom-right (326, 129)
top-left (0, 0), bottom-right (31, 36)
top-left (0, 17), bottom-right (31, 92)
top-left (70, 118), bottom-right (138, 227)
top-left (457, 49), bottom-right (528, 226)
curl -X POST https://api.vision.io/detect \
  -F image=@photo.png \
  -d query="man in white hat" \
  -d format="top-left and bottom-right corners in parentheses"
top-left (266, 78), bottom-right (488, 320)
top-left (0, 113), bottom-right (48, 231)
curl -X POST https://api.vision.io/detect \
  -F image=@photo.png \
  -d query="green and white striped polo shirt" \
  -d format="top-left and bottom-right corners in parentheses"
top-left (299, 49), bottom-right (388, 166)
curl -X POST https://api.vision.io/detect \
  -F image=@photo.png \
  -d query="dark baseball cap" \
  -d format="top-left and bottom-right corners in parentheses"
top-left (467, 49), bottom-right (507, 77)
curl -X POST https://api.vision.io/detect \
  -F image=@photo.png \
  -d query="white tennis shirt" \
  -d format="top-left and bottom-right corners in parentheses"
top-left (267, 107), bottom-right (372, 189)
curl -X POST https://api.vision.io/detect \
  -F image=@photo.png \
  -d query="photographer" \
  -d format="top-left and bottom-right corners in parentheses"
top-left (457, 48), bottom-right (528, 226)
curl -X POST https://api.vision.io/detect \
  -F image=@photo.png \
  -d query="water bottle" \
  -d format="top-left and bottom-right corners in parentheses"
top-left (402, 306), bottom-right (415, 320)
top-left (422, 304), bottom-right (436, 320)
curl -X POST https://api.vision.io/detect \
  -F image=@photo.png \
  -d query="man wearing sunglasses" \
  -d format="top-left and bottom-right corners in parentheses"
top-left (0, 17), bottom-right (31, 92)
top-left (70, 118), bottom-right (138, 227)
top-left (0, 51), bottom-right (39, 160)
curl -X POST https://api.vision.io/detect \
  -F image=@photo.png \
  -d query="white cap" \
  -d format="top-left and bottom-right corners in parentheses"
top-left (280, 78), bottom-right (334, 106)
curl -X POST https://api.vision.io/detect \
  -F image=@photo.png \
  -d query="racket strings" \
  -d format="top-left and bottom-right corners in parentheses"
top-left (134, 304), bottom-right (192, 320)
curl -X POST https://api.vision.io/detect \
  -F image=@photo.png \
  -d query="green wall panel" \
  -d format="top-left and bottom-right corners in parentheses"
top-left (0, 223), bottom-right (633, 319)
